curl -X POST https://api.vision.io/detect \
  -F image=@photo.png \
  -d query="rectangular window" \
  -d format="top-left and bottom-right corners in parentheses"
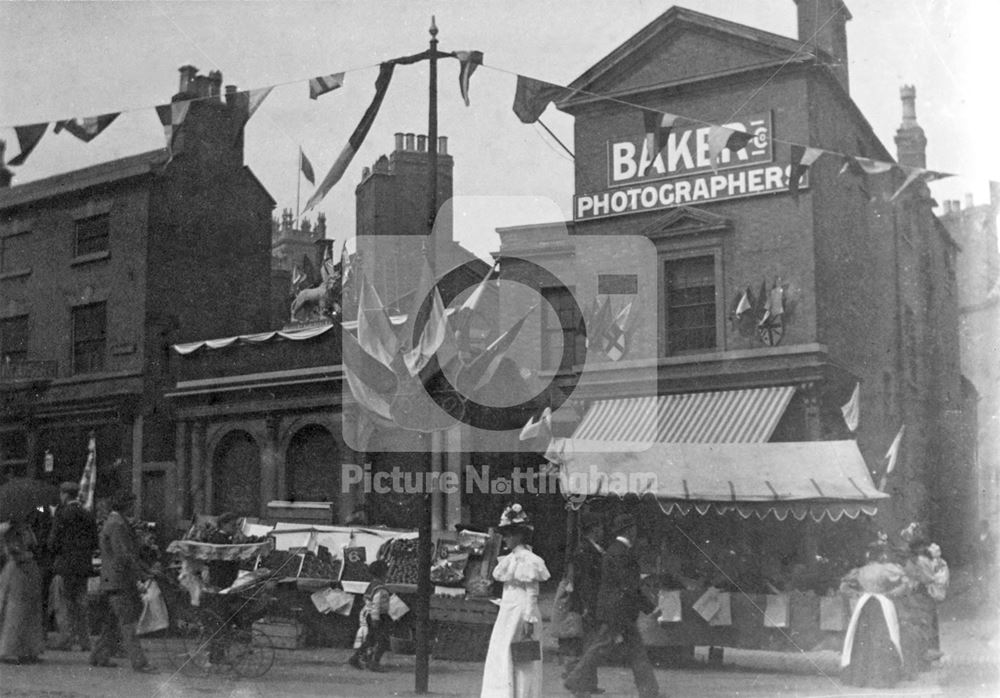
top-left (74, 214), bottom-right (110, 257)
top-left (664, 256), bottom-right (716, 354)
top-left (0, 315), bottom-right (28, 364)
top-left (0, 232), bottom-right (31, 273)
top-left (72, 303), bottom-right (106, 374)
top-left (541, 286), bottom-right (583, 371)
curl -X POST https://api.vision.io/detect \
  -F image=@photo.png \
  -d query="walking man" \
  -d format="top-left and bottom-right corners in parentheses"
top-left (564, 513), bottom-right (660, 698)
top-left (48, 482), bottom-right (98, 651)
top-left (563, 511), bottom-right (606, 694)
top-left (90, 490), bottom-right (156, 673)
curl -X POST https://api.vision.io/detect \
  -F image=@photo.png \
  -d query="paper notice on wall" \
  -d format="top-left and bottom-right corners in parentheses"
top-left (388, 593), bottom-right (410, 621)
top-left (764, 594), bottom-right (789, 628)
top-left (657, 590), bottom-right (682, 623)
top-left (693, 587), bottom-right (721, 623)
top-left (311, 587), bottom-right (354, 615)
top-left (708, 592), bottom-right (731, 626)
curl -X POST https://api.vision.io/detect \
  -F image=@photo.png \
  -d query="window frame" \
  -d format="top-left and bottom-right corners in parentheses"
top-left (659, 250), bottom-right (724, 356)
top-left (71, 302), bottom-right (107, 375)
top-left (0, 314), bottom-right (29, 365)
top-left (0, 227), bottom-right (32, 277)
top-left (73, 213), bottom-right (111, 258)
top-left (540, 285), bottom-right (584, 372)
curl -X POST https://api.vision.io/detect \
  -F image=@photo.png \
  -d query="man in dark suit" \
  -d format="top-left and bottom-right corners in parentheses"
top-left (563, 511), bottom-right (606, 693)
top-left (564, 513), bottom-right (660, 698)
top-left (48, 482), bottom-right (98, 651)
top-left (90, 491), bottom-right (156, 673)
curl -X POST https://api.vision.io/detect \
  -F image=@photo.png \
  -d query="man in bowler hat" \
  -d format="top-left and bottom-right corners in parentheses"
top-left (564, 513), bottom-right (660, 698)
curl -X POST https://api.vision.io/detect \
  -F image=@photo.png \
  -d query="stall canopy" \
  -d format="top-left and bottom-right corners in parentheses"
top-left (553, 439), bottom-right (887, 522)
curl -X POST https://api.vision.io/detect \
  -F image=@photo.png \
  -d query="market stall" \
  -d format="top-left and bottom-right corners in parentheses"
top-left (551, 438), bottom-right (888, 653)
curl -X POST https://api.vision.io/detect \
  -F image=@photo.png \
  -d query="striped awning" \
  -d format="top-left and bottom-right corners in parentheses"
top-left (572, 387), bottom-right (795, 443)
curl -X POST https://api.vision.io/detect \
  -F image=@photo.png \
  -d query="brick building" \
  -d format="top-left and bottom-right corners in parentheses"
top-left (495, 2), bottom-right (974, 558)
top-left (0, 66), bottom-right (274, 525)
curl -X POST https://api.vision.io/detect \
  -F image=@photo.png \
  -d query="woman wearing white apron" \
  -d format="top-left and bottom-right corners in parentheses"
top-left (480, 504), bottom-right (551, 698)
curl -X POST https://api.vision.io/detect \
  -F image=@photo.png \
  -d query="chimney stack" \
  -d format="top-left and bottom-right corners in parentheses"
top-left (417, 134), bottom-right (428, 152)
top-left (178, 65), bottom-right (198, 96)
top-left (404, 133), bottom-right (415, 151)
top-left (894, 85), bottom-right (927, 169)
top-left (794, 0), bottom-right (851, 92)
top-left (394, 132), bottom-right (405, 151)
top-left (438, 136), bottom-right (448, 155)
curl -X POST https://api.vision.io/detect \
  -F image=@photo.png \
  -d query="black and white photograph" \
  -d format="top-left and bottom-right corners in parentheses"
top-left (0, 1), bottom-right (997, 696)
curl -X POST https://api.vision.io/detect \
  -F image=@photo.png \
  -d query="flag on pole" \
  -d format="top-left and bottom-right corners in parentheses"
top-left (519, 406), bottom-right (552, 442)
top-left (342, 329), bottom-right (399, 421)
top-left (78, 432), bottom-right (97, 511)
top-left (54, 113), bottom-right (120, 143)
top-left (309, 72), bottom-right (345, 100)
top-left (8, 123), bottom-right (48, 166)
top-left (841, 383), bottom-right (860, 432)
top-left (601, 301), bottom-right (632, 361)
top-left (708, 125), bottom-right (752, 171)
top-left (643, 111), bottom-right (679, 156)
top-left (512, 75), bottom-right (573, 124)
top-left (788, 145), bottom-right (823, 201)
top-left (759, 284), bottom-right (785, 326)
top-left (454, 258), bottom-right (498, 352)
top-left (455, 50), bottom-right (484, 106)
top-left (879, 425), bottom-right (906, 490)
top-left (889, 167), bottom-right (945, 202)
top-left (458, 306), bottom-right (535, 393)
top-left (735, 289), bottom-right (752, 317)
top-left (305, 63), bottom-right (395, 211)
top-left (403, 286), bottom-right (448, 376)
top-left (300, 148), bottom-right (316, 185)
top-left (156, 101), bottom-right (192, 150)
top-left (357, 271), bottom-right (398, 368)
top-left (586, 296), bottom-right (613, 349)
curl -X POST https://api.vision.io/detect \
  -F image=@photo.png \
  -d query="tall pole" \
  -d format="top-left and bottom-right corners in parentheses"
top-left (414, 16), bottom-right (438, 695)
top-left (295, 148), bottom-right (302, 223)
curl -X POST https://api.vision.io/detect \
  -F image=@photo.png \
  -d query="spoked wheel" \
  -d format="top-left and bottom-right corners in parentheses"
top-left (226, 628), bottom-right (275, 679)
top-left (170, 607), bottom-right (228, 677)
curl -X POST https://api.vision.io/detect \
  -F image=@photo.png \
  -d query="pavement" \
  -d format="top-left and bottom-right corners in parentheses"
top-left (3, 569), bottom-right (996, 698)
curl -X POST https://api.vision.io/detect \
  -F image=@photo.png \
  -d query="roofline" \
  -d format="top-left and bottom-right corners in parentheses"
top-left (242, 165), bottom-right (277, 208)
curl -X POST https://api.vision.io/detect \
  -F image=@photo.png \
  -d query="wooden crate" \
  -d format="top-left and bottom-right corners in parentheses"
top-left (253, 618), bottom-right (305, 649)
top-left (429, 596), bottom-right (498, 625)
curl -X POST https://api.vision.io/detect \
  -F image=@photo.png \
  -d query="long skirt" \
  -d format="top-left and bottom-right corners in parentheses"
top-left (480, 585), bottom-right (543, 698)
top-left (897, 593), bottom-right (933, 677)
top-left (841, 597), bottom-right (902, 688)
top-left (0, 557), bottom-right (45, 660)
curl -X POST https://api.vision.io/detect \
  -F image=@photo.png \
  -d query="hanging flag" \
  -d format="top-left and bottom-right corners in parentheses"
top-left (357, 271), bottom-right (398, 368)
top-left (889, 167), bottom-right (944, 202)
top-left (759, 284), bottom-right (785, 326)
top-left (458, 306), bottom-right (535, 393)
top-left (300, 148), bottom-right (316, 185)
top-left (841, 383), bottom-right (860, 432)
top-left (735, 289), bottom-right (752, 317)
top-left (246, 86), bottom-right (273, 120)
top-left (156, 101), bottom-right (192, 150)
top-left (8, 123), bottom-right (48, 166)
top-left (54, 113), bottom-right (120, 143)
top-left (708, 125), bottom-right (752, 171)
top-left (310, 72), bottom-right (345, 100)
top-left (453, 257), bottom-right (499, 353)
top-left (586, 296), bottom-right (612, 350)
top-left (512, 75), bottom-right (573, 124)
top-left (601, 301), bottom-right (633, 361)
top-left (879, 425), bottom-right (906, 490)
top-left (404, 286), bottom-right (448, 376)
top-left (788, 145), bottom-right (823, 201)
top-left (339, 239), bottom-right (351, 291)
top-left (519, 406), bottom-right (552, 442)
top-left (455, 50), bottom-right (484, 106)
top-left (343, 329), bottom-right (399, 421)
top-left (320, 240), bottom-right (337, 281)
top-left (643, 111), bottom-right (679, 156)
top-left (78, 432), bottom-right (97, 512)
top-left (305, 63), bottom-right (395, 211)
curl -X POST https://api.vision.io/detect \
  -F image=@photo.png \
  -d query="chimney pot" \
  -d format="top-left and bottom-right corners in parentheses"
top-left (178, 65), bottom-right (198, 94)
top-left (394, 132), bottom-right (404, 151)
top-left (965, 193), bottom-right (974, 209)
top-left (438, 136), bottom-right (448, 155)
top-left (417, 134), bottom-right (427, 152)
top-left (794, 0), bottom-right (851, 92)
top-left (405, 133), bottom-right (415, 151)
top-left (952, 199), bottom-right (961, 211)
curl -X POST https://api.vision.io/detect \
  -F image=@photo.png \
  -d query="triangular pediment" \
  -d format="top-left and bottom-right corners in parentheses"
top-left (563, 6), bottom-right (807, 101)
top-left (650, 206), bottom-right (732, 238)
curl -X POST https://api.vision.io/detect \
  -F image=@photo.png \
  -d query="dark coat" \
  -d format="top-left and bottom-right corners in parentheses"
top-left (98, 511), bottom-right (144, 592)
top-left (571, 537), bottom-right (603, 616)
top-left (594, 537), bottom-right (654, 626)
top-left (48, 502), bottom-right (98, 578)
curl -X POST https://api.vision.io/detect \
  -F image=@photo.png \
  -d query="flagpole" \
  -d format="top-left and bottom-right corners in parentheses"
top-left (296, 148), bottom-right (302, 224)
top-left (414, 17), bottom-right (438, 695)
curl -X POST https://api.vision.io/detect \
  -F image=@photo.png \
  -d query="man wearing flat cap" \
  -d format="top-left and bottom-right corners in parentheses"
top-left (48, 481), bottom-right (98, 651)
top-left (565, 513), bottom-right (661, 698)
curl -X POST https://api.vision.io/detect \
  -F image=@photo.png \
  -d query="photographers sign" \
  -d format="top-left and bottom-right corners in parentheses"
top-left (574, 111), bottom-right (802, 220)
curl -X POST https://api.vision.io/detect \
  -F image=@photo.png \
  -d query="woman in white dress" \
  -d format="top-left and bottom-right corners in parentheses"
top-left (480, 504), bottom-right (551, 698)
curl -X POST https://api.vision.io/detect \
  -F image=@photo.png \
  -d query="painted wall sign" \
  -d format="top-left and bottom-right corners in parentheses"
top-left (574, 111), bottom-right (804, 221)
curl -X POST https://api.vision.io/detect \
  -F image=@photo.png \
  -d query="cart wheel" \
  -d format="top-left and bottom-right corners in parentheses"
top-left (227, 628), bottom-right (275, 679)
top-left (178, 608), bottom-right (229, 676)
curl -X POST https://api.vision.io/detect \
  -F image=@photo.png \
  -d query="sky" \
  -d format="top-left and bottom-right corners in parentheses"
top-left (1, 1), bottom-right (997, 261)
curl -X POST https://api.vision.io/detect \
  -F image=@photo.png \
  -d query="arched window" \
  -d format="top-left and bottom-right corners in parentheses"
top-left (213, 430), bottom-right (261, 515)
top-left (286, 424), bottom-right (341, 508)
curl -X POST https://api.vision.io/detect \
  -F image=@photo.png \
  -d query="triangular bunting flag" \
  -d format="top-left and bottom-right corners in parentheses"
top-left (54, 113), bottom-right (120, 143)
top-left (247, 86), bottom-right (273, 120)
top-left (455, 50), bottom-right (483, 106)
top-left (735, 289), bottom-right (752, 316)
top-left (519, 406), bottom-right (552, 442)
top-left (512, 75), bottom-right (573, 124)
top-left (879, 424), bottom-right (906, 490)
top-left (841, 383), bottom-right (860, 432)
top-left (889, 167), bottom-right (944, 202)
top-left (78, 432), bottom-right (97, 511)
top-left (300, 148), bottom-right (316, 185)
top-left (8, 123), bottom-right (48, 166)
top-left (708, 125), bottom-right (752, 171)
top-left (788, 145), bottom-right (823, 202)
top-left (310, 72), bottom-right (345, 100)
top-left (643, 111), bottom-right (679, 157)
top-left (306, 63), bottom-right (394, 211)
top-left (156, 101), bottom-right (192, 150)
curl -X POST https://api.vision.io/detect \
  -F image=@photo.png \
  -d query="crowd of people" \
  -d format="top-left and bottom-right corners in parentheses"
top-left (0, 481), bottom-right (157, 672)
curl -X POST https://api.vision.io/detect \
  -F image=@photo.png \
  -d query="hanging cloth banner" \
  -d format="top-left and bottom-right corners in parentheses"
top-left (54, 113), bottom-right (120, 143)
top-left (305, 62), bottom-right (395, 211)
top-left (299, 148), bottom-right (316, 185)
top-left (309, 72), bottom-right (344, 100)
top-left (8, 122), bottom-right (48, 166)
top-left (512, 75), bottom-right (573, 124)
top-left (455, 50), bottom-right (483, 106)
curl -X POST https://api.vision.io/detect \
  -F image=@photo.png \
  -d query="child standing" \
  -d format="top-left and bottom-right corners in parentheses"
top-left (349, 560), bottom-right (391, 672)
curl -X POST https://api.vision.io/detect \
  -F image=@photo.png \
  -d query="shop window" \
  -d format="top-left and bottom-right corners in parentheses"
top-left (0, 315), bottom-right (28, 365)
top-left (72, 303), bottom-right (106, 374)
top-left (74, 213), bottom-right (110, 257)
top-left (286, 424), bottom-right (341, 506)
top-left (541, 286), bottom-right (583, 371)
top-left (664, 255), bottom-right (717, 354)
top-left (0, 232), bottom-right (31, 273)
top-left (213, 430), bottom-right (261, 515)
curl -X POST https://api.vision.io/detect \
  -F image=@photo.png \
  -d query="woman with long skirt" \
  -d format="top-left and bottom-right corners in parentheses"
top-left (0, 521), bottom-right (45, 664)
top-left (480, 504), bottom-right (551, 698)
top-left (840, 542), bottom-right (908, 688)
